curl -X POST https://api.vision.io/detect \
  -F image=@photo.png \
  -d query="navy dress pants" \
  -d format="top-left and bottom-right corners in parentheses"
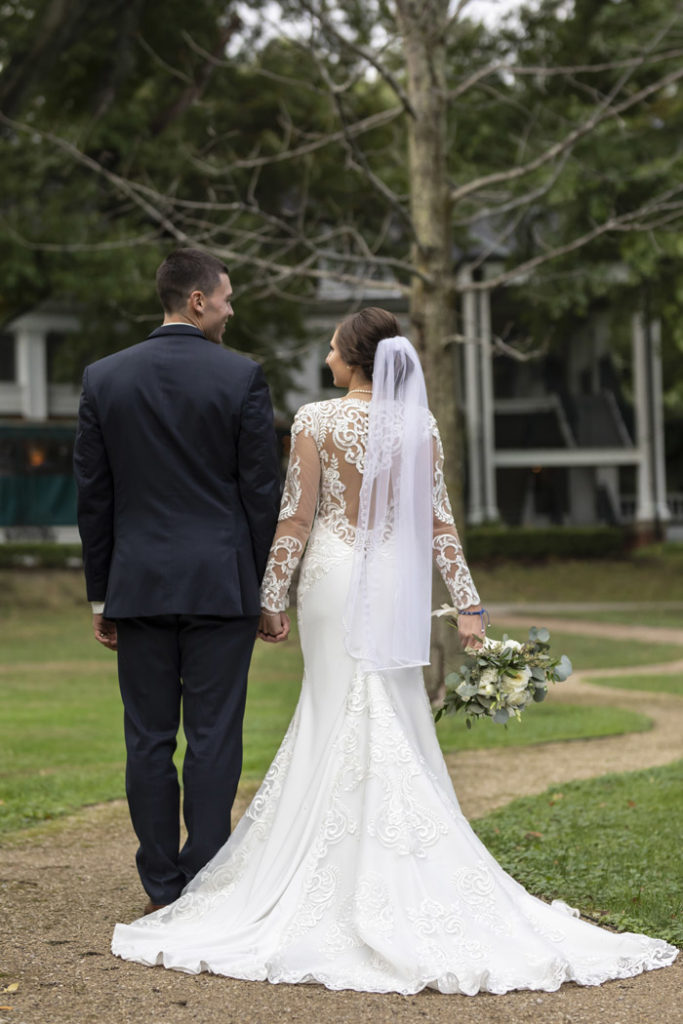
top-left (116, 614), bottom-right (259, 905)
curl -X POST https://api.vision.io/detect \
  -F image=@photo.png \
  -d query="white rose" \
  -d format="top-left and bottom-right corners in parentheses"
top-left (477, 667), bottom-right (499, 696)
top-left (483, 637), bottom-right (502, 653)
top-left (502, 638), bottom-right (523, 652)
top-left (500, 666), bottom-right (532, 706)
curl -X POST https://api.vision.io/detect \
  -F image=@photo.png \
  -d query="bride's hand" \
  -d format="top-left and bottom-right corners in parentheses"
top-left (258, 610), bottom-right (291, 643)
top-left (458, 606), bottom-right (487, 651)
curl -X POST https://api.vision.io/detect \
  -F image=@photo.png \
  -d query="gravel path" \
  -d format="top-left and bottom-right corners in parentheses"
top-left (1, 615), bottom-right (681, 1024)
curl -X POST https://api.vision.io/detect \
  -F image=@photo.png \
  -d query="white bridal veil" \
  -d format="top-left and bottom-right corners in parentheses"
top-left (344, 336), bottom-right (434, 672)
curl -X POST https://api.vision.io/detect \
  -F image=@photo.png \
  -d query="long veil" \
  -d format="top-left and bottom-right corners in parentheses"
top-left (343, 336), bottom-right (433, 672)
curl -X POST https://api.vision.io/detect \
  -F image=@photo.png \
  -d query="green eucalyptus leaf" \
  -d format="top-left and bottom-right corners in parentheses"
top-left (457, 682), bottom-right (480, 698)
top-left (555, 655), bottom-right (573, 680)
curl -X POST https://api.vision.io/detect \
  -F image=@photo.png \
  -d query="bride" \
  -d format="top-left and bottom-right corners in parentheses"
top-left (112, 307), bottom-right (677, 994)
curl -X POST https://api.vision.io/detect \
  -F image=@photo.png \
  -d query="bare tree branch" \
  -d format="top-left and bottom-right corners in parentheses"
top-left (150, 17), bottom-right (241, 137)
top-left (448, 47), bottom-right (683, 102)
top-left (189, 105), bottom-right (403, 173)
top-left (453, 151), bottom-right (570, 228)
top-left (467, 186), bottom-right (683, 291)
top-left (312, 54), bottom-right (414, 233)
top-left (451, 63), bottom-right (683, 203)
top-left (135, 33), bottom-right (194, 85)
top-left (0, 220), bottom-right (163, 252)
top-left (296, 0), bottom-right (417, 117)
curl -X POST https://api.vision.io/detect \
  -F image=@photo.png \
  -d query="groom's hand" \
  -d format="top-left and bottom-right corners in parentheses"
top-left (257, 610), bottom-right (290, 643)
top-left (93, 612), bottom-right (118, 651)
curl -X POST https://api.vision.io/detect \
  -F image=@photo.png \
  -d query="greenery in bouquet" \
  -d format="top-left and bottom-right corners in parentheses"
top-left (433, 608), bottom-right (573, 728)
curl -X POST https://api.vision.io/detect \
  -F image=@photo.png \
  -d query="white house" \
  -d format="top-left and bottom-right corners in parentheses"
top-left (0, 283), bottom-right (677, 539)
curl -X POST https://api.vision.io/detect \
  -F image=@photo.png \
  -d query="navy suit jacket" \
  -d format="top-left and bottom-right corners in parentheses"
top-left (73, 324), bottom-right (281, 619)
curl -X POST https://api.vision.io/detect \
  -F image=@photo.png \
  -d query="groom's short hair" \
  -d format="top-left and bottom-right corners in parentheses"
top-left (156, 249), bottom-right (230, 312)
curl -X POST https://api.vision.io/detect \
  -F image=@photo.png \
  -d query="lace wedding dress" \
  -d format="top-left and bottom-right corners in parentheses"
top-left (112, 398), bottom-right (677, 994)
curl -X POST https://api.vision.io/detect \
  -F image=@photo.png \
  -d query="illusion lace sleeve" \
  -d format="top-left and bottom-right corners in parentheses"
top-left (260, 406), bottom-right (321, 612)
top-left (431, 420), bottom-right (481, 610)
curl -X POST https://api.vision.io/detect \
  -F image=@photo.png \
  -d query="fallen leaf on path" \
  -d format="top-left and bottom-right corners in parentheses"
top-left (0, 984), bottom-right (18, 993)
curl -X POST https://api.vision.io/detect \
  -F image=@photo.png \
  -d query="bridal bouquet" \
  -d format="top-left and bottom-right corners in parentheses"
top-left (433, 607), bottom-right (572, 728)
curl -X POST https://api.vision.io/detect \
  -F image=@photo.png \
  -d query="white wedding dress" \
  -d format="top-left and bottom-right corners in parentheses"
top-left (112, 398), bottom-right (677, 994)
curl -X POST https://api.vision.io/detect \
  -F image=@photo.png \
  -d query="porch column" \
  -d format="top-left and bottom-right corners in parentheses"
top-left (478, 282), bottom-right (499, 521)
top-left (632, 312), bottom-right (669, 528)
top-left (16, 329), bottom-right (48, 420)
top-left (649, 318), bottom-right (670, 523)
top-left (460, 267), bottom-right (484, 524)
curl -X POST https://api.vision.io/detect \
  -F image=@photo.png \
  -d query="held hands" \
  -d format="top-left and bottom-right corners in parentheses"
top-left (93, 612), bottom-right (117, 651)
top-left (258, 610), bottom-right (291, 644)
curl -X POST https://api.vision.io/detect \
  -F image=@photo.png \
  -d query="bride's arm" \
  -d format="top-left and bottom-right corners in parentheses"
top-left (431, 420), bottom-right (485, 647)
top-left (259, 407), bottom-right (320, 623)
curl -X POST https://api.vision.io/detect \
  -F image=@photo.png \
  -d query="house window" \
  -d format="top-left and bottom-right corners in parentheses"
top-left (0, 333), bottom-right (15, 381)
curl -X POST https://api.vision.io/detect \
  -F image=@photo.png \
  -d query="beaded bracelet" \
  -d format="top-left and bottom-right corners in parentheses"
top-left (457, 607), bottom-right (490, 629)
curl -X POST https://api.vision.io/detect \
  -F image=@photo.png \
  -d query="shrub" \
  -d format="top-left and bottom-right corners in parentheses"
top-left (465, 525), bottom-right (629, 561)
top-left (0, 543), bottom-right (82, 569)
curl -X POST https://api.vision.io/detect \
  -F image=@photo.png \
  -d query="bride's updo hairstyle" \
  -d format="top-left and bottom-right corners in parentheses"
top-left (335, 307), bottom-right (400, 381)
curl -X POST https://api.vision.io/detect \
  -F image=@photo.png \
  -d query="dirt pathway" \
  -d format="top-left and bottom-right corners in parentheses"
top-left (1, 616), bottom-right (681, 1024)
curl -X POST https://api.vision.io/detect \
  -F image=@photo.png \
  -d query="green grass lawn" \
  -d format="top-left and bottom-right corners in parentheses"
top-left (1, 599), bottom-right (675, 834)
top-left (585, 672), bottom-right (683, 698)
top-left (435, 703), bottom-right (651, 753)
top-left (470, 551), bottom-right (683, 603)
top-left (473, 761), bottom-right (683, 946)
top-left (509, 608), bottom-right (683, 630)
top-left (486, 625), bottom-right (683, 671)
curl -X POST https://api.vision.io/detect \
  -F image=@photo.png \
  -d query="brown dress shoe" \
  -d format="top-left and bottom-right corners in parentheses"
top-left (143, 900), bottom-right (168, 915)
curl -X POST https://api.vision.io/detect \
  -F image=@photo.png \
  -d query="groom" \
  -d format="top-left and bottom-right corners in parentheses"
top-left (74, 249), bottom-right (283, 913)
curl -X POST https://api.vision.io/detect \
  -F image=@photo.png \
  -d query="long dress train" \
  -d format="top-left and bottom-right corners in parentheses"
top-left (112, 399), bottom-right (677, 994)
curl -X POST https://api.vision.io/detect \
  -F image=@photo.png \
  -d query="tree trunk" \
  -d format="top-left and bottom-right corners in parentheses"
top-left (395, 0), bottom-right (465, 698)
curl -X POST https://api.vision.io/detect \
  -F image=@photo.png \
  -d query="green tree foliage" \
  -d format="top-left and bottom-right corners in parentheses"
top-left (0, 0), bottom-right (325, 400)
top-left (487, 0), bottom-right (683, 389)
top-left (1, 0), bottom-right (681, 410)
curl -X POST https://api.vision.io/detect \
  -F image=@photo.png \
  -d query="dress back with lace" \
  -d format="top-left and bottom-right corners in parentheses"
top-left (260, 398), bottom-right (480, 615)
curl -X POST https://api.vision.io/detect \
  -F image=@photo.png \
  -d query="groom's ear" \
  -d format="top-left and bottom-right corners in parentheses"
top-left (188, 289), bottom-right (204, 313)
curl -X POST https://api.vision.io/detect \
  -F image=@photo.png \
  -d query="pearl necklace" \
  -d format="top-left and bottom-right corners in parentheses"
top-left (346, 388), bottom-right (373, 396)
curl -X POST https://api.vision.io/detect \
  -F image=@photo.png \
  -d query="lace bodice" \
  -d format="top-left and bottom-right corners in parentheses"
top-left (260, 398), bottom-right (480, 613)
